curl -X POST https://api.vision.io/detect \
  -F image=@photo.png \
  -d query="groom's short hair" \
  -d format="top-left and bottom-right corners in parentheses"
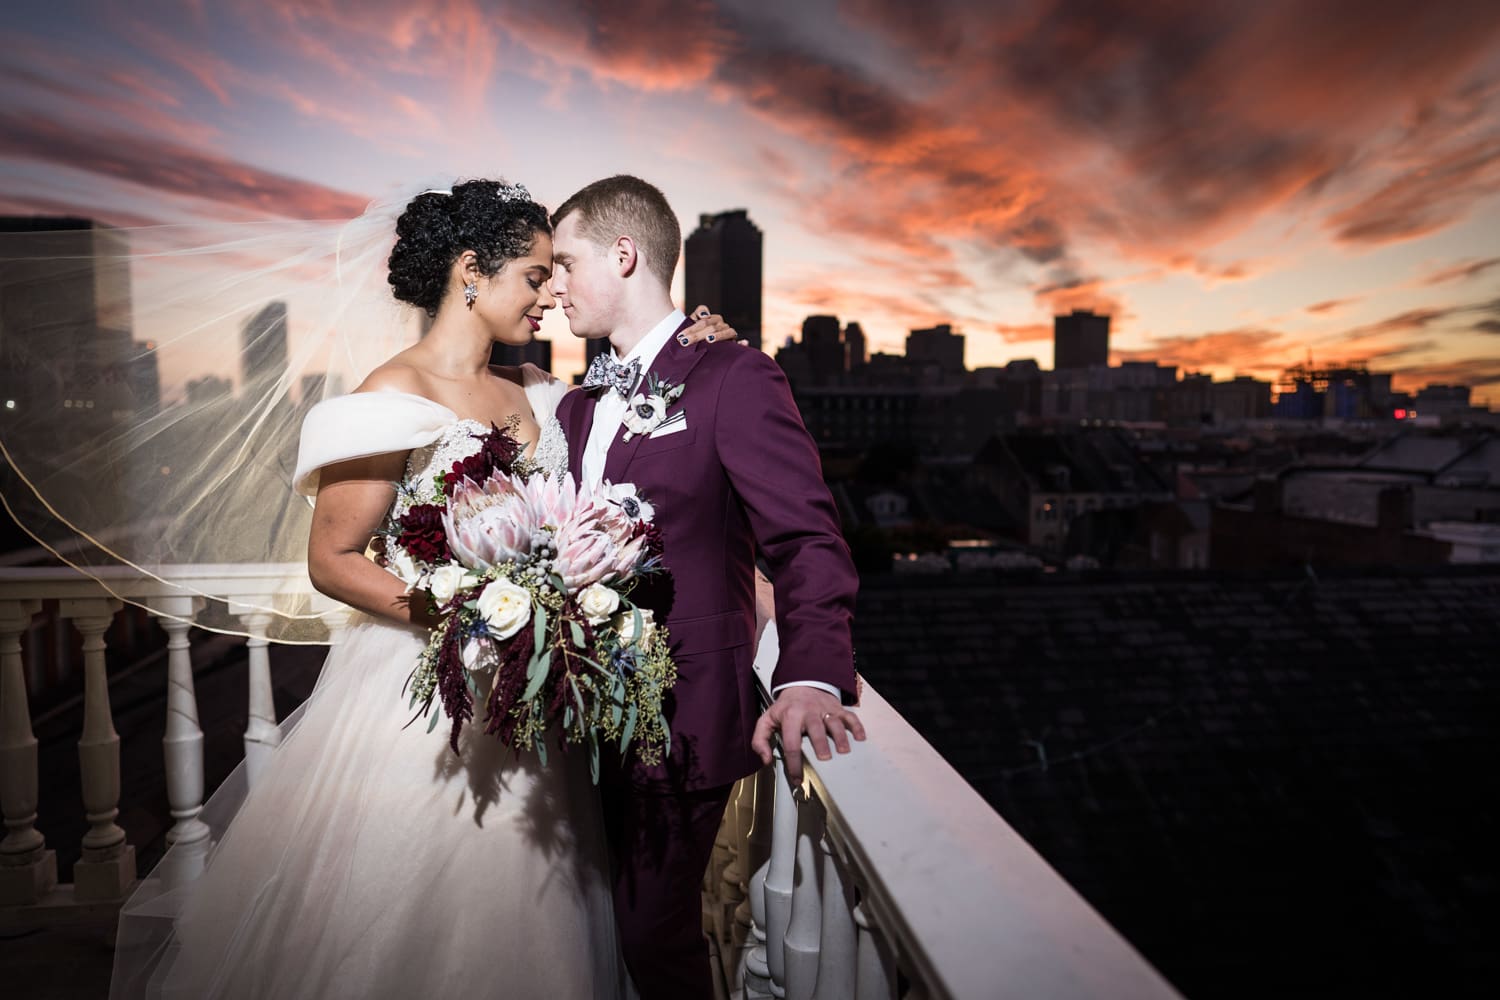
top-left (552, 175), bottom-right (680, 285)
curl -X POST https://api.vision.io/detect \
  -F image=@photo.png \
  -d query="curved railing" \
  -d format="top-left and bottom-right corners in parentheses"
top-left (703, 622), bottom-right (1183, 999)
top-left (1, 564), bottom-right (1182, 998)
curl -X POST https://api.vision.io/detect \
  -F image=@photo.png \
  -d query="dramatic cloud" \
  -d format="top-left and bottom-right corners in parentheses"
top-left (0, 111), bottom-right (367, 219)
top-left (1420, 257), bottom-right (1500, 286)
top-left (1115, 329), bottom-right (1290, 373)
top-left (1306, 298), bottom-right (1362, 315)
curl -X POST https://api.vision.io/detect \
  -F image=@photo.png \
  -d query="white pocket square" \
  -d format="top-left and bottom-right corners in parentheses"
top-left (649, 419), bottom-right (689, 439)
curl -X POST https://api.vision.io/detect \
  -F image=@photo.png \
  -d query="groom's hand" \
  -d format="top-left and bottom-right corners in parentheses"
top-left (752, 687), bottom-right (866, 784)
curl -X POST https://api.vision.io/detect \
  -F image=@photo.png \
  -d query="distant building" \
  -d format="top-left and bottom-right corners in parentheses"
top-left (844, 322), bottom-right (867, 370)
top-left (491, 338), bottom-right (552, 373)
top-left (1053, 310), bottom-right (1110, 369)
top-left (186, 375), bottom-right (233, 405)
top-left (129, 340), bottom-right (162, 417)
top-left (0, 217), bottom-right (135, 437)
top-left (802, 315), bottom-right (844, 385)
top-left (906, 324), bottom-right (965, 377)
top-left (241, 302), bottom-right (288, 398)
top-left (684, 210), bottom-right (763, 350)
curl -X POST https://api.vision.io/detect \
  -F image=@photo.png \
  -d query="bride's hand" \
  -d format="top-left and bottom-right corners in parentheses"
top-left (676, 305), bottom-right (738, 347)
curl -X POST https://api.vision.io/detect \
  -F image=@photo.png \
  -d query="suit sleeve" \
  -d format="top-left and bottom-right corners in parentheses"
top-left (714, 350), bottom-right (859, 702)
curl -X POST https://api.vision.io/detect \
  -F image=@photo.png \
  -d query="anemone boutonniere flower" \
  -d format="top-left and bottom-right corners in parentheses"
top-left (621, 373), bottom-right (687, 442)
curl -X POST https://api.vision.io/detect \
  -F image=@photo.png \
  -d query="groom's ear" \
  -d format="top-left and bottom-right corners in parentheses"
top-left (613, 235), bottom-right (639, 278)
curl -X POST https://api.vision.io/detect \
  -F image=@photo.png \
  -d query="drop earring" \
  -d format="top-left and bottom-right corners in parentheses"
top-left (464, 282), bottom-right (478, 309)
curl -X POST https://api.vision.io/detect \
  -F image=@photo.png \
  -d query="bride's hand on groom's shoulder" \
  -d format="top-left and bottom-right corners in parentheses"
top-left (675, 305), bottom-right (741, 347)
top-left (752, 686), bottom-right (866, 784)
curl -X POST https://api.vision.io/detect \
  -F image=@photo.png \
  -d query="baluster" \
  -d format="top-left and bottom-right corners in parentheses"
top-left (784, 791), bottom-right (826, 1000)
top-left (151, 597), bottom-right (211, 888)
top-left (853, 901), bottom-right (897, 1000)
top-left (64, 597), bottom-right (136, 900)
top-left (232, 606), bottom-right (280, 785)
top-left (763, 754), bottom-right (800, 994)
top-left (814, 831), bottom-right (857, 1000)
top-left (737, 765), bottom-right (775, 942)
top-left (0, 599), bottom-right (55, 904)
top-left (742, 767), bottom-right (777, 998)
top-left (718, 773), bottom-right (754, 940)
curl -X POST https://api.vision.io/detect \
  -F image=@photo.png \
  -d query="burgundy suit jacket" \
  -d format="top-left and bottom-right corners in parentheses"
top-left (558, 323), bottom-right (858, 791)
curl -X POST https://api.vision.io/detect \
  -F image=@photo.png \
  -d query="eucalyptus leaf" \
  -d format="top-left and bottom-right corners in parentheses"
top-left (589, 739), bottom-right (600, 785)
top-left (549, 572), bottom-right (567, 594)
top-left (621, 702), bottom-right (638, 756)
top-left (631, 607), bottom-right (644, 647)
top-left (569, 620), bottom-right (587, 649)
top-left (427, 705), bottom-right (442, 734)
top-left (536, 738), bottom-right (548, 768)
top-left (533, 606), bottom-right (548, 658)
top-left (522, 649), bottom-right (551, 702)
top-left (661, 713), bottom-right (672, 757)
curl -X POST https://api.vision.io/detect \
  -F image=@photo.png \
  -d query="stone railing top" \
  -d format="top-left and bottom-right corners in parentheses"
top-left (754, 624), bottom-right (1182, 1000)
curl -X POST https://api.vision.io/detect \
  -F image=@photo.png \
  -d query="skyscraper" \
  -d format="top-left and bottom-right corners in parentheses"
top-left (684, 210), bottom-right (763, 351)
top-left (0, 217), bottom-right (134, 437)
top-left (491, 338), bottom-right (553, 373)
top-left (844, 322), bottom-right (867, 370)
top-left (906, 324), bottom-right (965, 376)
top-left (241, 301), bottom-right (289, 396)
top-left (1054, 310), bottom-right (1110, 370)
top-left (802, 315), bottom-right (844, 385)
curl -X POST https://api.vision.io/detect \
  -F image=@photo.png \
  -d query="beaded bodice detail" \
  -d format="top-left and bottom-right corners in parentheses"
top-left (390, 413), bottom-right (567, 524)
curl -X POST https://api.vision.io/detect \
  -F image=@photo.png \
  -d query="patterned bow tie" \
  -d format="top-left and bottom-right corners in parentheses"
top-left (581, 354), bottom-right (642, 398)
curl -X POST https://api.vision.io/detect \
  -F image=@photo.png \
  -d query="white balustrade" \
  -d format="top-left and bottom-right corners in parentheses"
top-left (0, 598), bottom-right (54, 904)
top-left (711, 621), bottom-right (1185, 1000)
top-left (65, 595), bottom-right (136, 901)
top-left (0, 562), bottom-right (330, 924)
top-left (231, 604), bottom-right (281, 785)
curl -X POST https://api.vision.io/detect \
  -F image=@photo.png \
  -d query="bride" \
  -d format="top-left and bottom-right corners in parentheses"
top-left (107, 180), bottom-right (733, 999)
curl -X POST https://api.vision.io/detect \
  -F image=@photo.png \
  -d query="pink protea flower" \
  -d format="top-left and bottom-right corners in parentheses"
top-left (443, 472), bottom-right (539, 570)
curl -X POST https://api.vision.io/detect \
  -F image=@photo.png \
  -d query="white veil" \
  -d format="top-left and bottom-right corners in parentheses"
top-left (0, 185), bottom-right (443, 642)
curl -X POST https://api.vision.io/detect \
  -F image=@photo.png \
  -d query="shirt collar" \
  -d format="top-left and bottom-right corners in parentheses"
top-left (614, 309), bottom-right (686, 370)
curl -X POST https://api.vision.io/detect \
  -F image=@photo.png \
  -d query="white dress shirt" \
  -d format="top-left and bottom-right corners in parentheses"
top-left (579, 309), bottom-right (840, 703)
top-left (580, 309), bottom-right (684, 489)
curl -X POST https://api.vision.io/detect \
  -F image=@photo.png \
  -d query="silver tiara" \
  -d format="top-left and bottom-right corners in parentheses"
top-left (419, 182), bottom-right (531, 203)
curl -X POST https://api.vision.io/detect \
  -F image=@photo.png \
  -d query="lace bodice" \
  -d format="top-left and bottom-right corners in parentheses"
top-left (390, 413), bottom-right (568, 523)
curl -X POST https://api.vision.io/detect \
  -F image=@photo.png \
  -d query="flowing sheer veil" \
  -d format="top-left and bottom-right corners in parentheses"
top-left (0, 184), bottom-right (446, 641)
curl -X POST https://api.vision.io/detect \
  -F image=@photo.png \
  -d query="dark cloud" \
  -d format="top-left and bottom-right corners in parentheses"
top-left (1420, 256), bottom-right (1500, 286)
top-left (0, 111), bottom-right (367, 219)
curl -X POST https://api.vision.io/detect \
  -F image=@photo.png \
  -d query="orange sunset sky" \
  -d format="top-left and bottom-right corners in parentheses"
top-left (3, 0), bottom-right (1499, 405)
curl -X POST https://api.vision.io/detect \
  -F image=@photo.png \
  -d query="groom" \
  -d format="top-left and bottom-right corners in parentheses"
top-left (551, 175), bottom-right (863, 999)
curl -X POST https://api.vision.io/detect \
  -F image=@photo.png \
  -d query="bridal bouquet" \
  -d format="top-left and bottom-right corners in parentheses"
top-left (385, 424), bottom-right (675, 780)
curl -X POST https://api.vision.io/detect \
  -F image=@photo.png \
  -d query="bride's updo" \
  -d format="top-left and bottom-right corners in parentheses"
top-left (387, 179), bottom-right (550, 317)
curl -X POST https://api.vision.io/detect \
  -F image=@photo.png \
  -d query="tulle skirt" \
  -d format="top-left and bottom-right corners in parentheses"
top-left (109, 616), bottom-right (627, 999)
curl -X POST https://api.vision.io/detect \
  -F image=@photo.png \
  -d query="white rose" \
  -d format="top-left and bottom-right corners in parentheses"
top-left (476, 578), bottom-right (532, 640)
top-left (578, 583), bottom-right (621, 624)
top-left (428, 564), bottom-right (472, 603)
top-left (387, 547), bottom-right (420, 589)
top-left (612, 607), bottom-right (656, 645)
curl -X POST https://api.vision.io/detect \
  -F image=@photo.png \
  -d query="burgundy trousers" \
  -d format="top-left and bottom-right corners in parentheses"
top-left (600, 777), bottom-right (736, 1000)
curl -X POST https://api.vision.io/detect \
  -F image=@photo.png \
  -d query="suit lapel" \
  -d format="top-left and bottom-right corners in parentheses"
top-left (601, 317), bottom-right (711, 484)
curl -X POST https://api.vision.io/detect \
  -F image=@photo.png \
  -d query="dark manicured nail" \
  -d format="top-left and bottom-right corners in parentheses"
top-left (706, 333), bottom-right (716, 343)
top-left (677, 335), bottom-right (689, 346)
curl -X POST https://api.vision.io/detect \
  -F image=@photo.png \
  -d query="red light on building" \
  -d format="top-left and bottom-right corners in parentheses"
top-left (1394, 408), bottom-right (1407, 420)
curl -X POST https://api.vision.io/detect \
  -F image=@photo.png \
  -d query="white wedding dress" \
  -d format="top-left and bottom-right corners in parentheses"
top-left (110, 367), bottom-right (629, 1000)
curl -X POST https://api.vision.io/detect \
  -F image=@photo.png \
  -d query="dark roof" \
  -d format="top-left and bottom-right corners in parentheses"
top-left (855, 568), bottom-right (1500, 999)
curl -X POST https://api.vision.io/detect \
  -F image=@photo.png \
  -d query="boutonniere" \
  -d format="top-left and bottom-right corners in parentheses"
top-left (621, 373), bottom-right (687, 442)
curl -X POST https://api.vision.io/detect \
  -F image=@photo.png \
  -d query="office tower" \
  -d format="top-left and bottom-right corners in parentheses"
top-left (802, 315), bottom-right (844, 385)
top-left (844, 321), bottom-right (867, 369)
top-left (684, 209), bottom-right (763, 350)
top-left (1054, 310), bottom-right (1110, 370)
top-left (491, 338), bottom-right (553, 373)
top-left (0, 217), bottom-right (134, 436)
top-left (906, 323), bottom-right (965, 376)
top-left (241, 301), bottom-right (289, 395)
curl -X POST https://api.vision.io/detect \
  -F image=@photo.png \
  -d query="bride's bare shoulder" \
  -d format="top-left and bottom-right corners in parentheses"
top-left (355, 359), bottom-right (428, 396)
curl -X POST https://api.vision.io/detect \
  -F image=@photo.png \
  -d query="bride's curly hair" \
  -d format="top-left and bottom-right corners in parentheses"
top-left (387, 180), bottom-right (551, 317)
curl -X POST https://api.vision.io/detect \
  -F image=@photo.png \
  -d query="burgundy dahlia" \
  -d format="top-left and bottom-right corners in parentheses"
top-left (397, 503), bottom-right (451, 565)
